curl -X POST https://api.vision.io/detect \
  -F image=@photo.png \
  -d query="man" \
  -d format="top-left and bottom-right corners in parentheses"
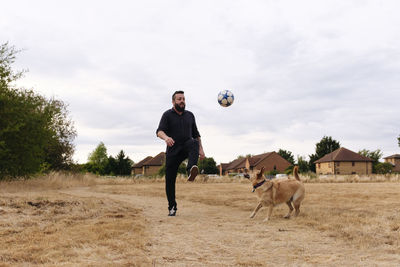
top-left (156, 91), bottom-right (205, 216)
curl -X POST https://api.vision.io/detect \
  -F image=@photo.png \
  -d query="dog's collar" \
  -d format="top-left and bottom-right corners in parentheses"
top-left (252, 179), bottom-right (266, 192)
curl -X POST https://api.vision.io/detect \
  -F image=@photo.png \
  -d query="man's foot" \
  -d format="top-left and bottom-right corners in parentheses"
top-left (168, 208), bottom-right (176, 216)
top-left (187, 165), bottom-right (199, 182)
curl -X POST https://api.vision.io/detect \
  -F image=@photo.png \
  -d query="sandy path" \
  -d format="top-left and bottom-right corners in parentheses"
top-left (61, 186), bottom-right (386, 266)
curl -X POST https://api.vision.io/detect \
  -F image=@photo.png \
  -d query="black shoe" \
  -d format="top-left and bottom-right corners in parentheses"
top-left (187, 165), bottom-right (199, 182)
top-left (168, 208), bottom-right (176, 216)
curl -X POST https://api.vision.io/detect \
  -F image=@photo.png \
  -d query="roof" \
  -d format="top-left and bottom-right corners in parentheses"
top-left (384, 154), bottom-right (400, 159)
top-left (223, 152), bottom-right (281, 171)
top-left (248, 152), bottom-right (274, 167)
top-left (218, 163), bottom-right (230, 171)
top-left (314, 147), bottom-right (373, 163)
top-left (225, 157), bottom-right (247, 171)
top-left (132, 156), bottom-right (153, 168)
top-left (143, 152), bottom-right (165, 166)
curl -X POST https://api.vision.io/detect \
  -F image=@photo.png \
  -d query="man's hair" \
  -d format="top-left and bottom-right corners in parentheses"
top-left (172, 90), bottom-right (184, 101)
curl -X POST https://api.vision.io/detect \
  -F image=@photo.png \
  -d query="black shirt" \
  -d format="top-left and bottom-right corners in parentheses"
top-left (156, 108), bottom-right (201, 146)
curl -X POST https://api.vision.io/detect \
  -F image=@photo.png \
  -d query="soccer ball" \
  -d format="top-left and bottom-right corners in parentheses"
top-left (217, 90), bottom-right (234, 107)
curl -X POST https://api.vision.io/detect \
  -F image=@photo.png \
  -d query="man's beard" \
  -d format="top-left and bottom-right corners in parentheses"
top-left (174, 103), bottom-right (185, 112)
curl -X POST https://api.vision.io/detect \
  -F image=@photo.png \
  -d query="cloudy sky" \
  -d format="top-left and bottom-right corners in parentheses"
top-left (2, 0), bottom-right (399, 164)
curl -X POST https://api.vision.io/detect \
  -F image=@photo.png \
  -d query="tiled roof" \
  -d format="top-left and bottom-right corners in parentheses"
top-left (133, 156), bottom-right (153, 168)
top-left (225, 157), bottom-right (247, 171)
top-left (219, 163), bottom-right (230, 171)
top-left (143, 152), bottom-right (166, 166)
top-left (248, 152), bottom-right (273, 167)
top-left (223, 152), bottom-right (278, 171)
top-left (314, 147), bottom-right (373, 163)
top-left (384, 154), bottom-right (400, 159)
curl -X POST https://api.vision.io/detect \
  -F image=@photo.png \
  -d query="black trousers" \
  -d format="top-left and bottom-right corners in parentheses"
top-left (165, 138), bottom-right (199, 210)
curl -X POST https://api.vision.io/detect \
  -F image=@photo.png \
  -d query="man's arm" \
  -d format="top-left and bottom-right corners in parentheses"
top-left (157, 130), bottom-right (175, 147)
top-left (197, 137), bottom-right (205, 160)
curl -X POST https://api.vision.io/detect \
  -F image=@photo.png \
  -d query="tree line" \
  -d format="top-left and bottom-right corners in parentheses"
top-left (1, 43), bottom-right (76, 179)
top-left (84, 142), bottom-right (133, 176)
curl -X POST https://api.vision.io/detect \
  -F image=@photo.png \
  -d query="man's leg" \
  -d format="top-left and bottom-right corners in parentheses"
top-left (165, 152), bottom-right (186, 215)
top-left (184, 138), bottom-right (199, 181)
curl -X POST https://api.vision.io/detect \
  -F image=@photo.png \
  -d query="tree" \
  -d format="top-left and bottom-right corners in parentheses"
top-left (278, 149), bottom-right (295, 165)
top-left (43, 98), bottom-right (76, 170)
top-left (1, 43), bottom-right (76, 178)
top-left (0, 42), bottom-right (24, 88)
top-left (374, 162), bottom-right (393, 174)
top-left (359, 149), bottom-right (383, 173)
top-left (198, 157), bottom-right (219, 174)
top-left (114, 150), bottom-right (133, 176)
top-left (87, 142), bottom-right (108, 175)
top-left (398, 135), bottom-right (400, 147)
top-left (104, 155), bottom-right (117, 175)
top-left (297, 155), bottom-right (310, 173)
top-left (309, 136), bottom-right (340, 172)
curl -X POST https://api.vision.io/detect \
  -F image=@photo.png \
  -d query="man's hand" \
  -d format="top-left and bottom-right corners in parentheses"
top-left (164, 136), bottom-right (175, 147)
top-left (157, 130), bottom-right (175, 147)
top-left (199, 147), bottom-right (205, 160)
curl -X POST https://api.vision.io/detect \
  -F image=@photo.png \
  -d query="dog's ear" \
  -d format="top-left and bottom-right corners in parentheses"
top-left (257, 167), bottom-right (265, 178)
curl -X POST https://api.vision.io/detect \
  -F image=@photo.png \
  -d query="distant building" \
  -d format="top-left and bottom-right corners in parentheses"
top-left (383, 154), bottom-right (400, 172)
top-left (132, 156), bottom-right (153, 175)
top-left (314, 147), bottom-right (373, 175)
top-left (132, 152), bottom-right (165, 176)
top-left (219, 152), bottom-right (291, 176)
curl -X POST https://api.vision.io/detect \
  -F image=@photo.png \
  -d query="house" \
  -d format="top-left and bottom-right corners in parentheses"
top-left (217, 163), bottom-right (230, 176)
top-left (142, 152), bottom-right (166, 176)
top-left (314, 147), bottom-right (373, 175)
top-left (132, 152), bottom-right (166, 176)
top-left (220, 157), bottom-right (247, 175)
top-left (219, 152), bottom-right (291, 176)
top-left (247, 152), bottom-right (291, 173)
top-left (384, 154), bottom-right (400, 172)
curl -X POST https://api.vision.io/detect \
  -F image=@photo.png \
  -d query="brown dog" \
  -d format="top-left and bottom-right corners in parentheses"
top-left (248, 166), bottom-right (305, 222)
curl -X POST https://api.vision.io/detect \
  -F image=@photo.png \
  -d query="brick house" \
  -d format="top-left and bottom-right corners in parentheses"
top-left (384, 154), bottom-right (400, 172)
top-left (314, 147), bottom-right (373, 175)
top-left (132, 156), bottom-right (153, 175)
top-left (132, 152), bottom-right (165, 176)
top-left (219, 152), bottom-right (291, 175)
top-left (142, 152), bottom-right (165, 176)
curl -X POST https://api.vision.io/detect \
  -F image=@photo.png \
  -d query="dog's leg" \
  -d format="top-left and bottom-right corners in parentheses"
top-left (250, 202), bottom-right (263, 218)
top-left (263, 205), bottom-right (273, 222)
top-left (284, 201), bottom-right (294, 219)
top-left (293, 202), bottom-right (301, 217)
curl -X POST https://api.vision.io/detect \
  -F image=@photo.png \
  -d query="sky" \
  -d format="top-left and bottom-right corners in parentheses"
top-left (1, 0), bottom-right (399, 164)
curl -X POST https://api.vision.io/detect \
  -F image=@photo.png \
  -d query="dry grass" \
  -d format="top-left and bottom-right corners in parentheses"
top-left (0, 173), bottom-right (151, 266)
top-left (1, 173), bottom-right (399, 266)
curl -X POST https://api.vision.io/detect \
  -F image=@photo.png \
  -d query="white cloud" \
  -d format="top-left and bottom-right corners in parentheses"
top-left (2, 0), bottom-right (400, 164)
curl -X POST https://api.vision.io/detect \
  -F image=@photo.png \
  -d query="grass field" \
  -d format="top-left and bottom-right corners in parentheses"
top-left (0, 172), bottom-right (399, 266)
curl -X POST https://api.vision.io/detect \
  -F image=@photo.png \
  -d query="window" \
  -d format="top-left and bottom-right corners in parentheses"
top-left (352, 162), bottom-right (355, 166)
top-left (337, 162), bottom-right (340, 167)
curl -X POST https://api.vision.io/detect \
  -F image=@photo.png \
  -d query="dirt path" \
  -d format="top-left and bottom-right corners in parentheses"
top-left (60, 186), bottom-right (386, 266)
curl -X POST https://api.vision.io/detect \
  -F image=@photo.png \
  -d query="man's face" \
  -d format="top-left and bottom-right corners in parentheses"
top-left (173, 93), bottom-right (185, 112)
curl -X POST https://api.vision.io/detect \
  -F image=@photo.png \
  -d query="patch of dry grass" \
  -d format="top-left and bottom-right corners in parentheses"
top-left (0, 174), bottom-right (151, 266)
top-left (0, 172), bottom-right (100, 193)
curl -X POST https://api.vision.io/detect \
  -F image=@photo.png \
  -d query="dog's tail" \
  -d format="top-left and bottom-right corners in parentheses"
top-left (293, 166), bottom-right (300, 181)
